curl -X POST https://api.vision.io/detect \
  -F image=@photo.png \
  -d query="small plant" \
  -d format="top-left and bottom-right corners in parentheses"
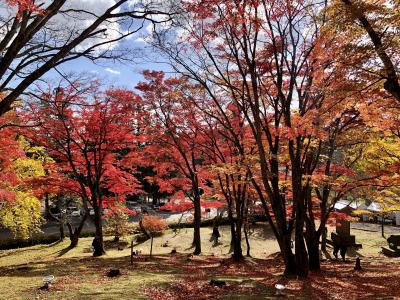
top-left (140, 215), bottom-right (167, 257)
top-left (104, 203), bottom-right (136, 242)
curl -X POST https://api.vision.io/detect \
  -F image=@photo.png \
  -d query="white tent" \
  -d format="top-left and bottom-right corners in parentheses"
top-left (333, 199), bottom-right (368, 211)
top-left (333, 200), bottom-right (350, 211)
top-left (367, 202), bottom-right (382, 212)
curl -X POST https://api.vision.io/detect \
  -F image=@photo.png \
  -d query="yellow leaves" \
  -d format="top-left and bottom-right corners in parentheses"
top-left (13, 157), bottom-right (45, 180)
top-left (18, 136), bottom-right (51, 162)
top-left (0, 137), bottom-right (46, 239)
top-left (353, 134), bottom-right (400, 174)
top-left (210, 161), bottom-right (248, 178)
top-left (386, 205), bottom-right (400, 212)
top-left (353, 209), bottom-right (372, 215)
top-left (0, 191), bottom-right (43, 239)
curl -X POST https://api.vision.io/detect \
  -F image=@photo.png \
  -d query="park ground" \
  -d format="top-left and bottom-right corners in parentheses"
top-left (1, 225), bottom-right (400, 299)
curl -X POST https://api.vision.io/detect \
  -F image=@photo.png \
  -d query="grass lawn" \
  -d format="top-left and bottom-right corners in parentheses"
top-left (1, 224), bottom-right (400, 299)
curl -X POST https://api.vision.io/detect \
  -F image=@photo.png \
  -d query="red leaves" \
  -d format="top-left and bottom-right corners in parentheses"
top-left (140, 215), bottom-right (167, 235)
top-left (6, 0), bottom-right (39, 12)
top-left (103, 202), bottom-right (136, 217)
top-left (0, 113), bottom-right (25, 204)
top-left (25, 82), bottom-right (143, 209)
top-left (0, 189), bottom-right (16, 203)
top-left (160, 200), bottom-right (193, 212)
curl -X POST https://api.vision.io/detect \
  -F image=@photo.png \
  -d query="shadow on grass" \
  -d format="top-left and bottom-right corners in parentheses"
top-left (57, 245), bottom-right (75, 257)
top-left (2, 250), bottom-right (400, 299)
top-left (184, 244), bottom-right (195, 251)
top-left (0, 240), bottom-right (63, 259)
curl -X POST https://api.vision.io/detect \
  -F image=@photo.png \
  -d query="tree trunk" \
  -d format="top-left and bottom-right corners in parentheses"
top-left (93, 205), bottom-right (105, 257)
top-left (59, 221), bottom-right (65, 241)
top-left (192, 194), bottom-right (202, 255)
top-left (306, 229), bottom-right (321, 271)
top-left (278, 233), bottom-right (296, 275)
top-left (308, 241), bottom-right (320, 271)
top-left (130, 240), bottom-right (134, 265)
top-left (70, 231), bottom-right (79, 248)
top-left (381, 213), bottom-right (385, 238)
top-left (67, 223), bottom-right (79, 248)
top-left (244, 222), bottom-right (251, 257)
top-left (294, 195), bottom-right (309, 277)
top-left (44, 194), bottom-right (51, 219)
top-left (295, 228), bottom-right (309, 277)
top-left (59, 211), bottom-right (67, 241)
top-left (66, 213), bottom-right (87, 249)
top-left (321, 227), bottom-right (327, 252)
top-left (230, 226), bottom-right (243, 261)
top-left (226, 201), bottom-right (243, 261)
top-left (305, 219), bottom-right (322, 271)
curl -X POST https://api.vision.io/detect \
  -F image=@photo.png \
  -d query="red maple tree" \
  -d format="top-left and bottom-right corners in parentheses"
top-left (25, 81), bottom-right (143, 254)
top-left (137, 71), bottom-right (220, 255)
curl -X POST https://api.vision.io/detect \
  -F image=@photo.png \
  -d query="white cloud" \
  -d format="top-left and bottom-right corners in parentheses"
top-left (0, 0), bottom-right (123, 53)
top-left (0, 0), bottom-right (171, 55)
top-left (105, 67), bottom-right (121, 75)
top-left (135, 37), bottom-right (147, 44)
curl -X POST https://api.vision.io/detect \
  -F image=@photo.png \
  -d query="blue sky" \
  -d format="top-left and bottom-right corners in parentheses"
top-left (48, 53), bottom-right (168, 91)
top-left (41, 15), bottom-right (173, 92)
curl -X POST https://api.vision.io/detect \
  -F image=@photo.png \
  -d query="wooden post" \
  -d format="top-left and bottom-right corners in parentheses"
top-left (150, 236), bottom-right (153, 258)
top-left (130, 240), bottom-right (133, 265)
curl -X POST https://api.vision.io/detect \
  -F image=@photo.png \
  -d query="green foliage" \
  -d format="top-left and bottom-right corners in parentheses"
top-left (104, 204), bottom-right (133, 240)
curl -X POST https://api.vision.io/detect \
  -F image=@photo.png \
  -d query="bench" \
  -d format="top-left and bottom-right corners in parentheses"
top-left (382, 235), bottom-right (400, 257)
top-left (387, 235), bottom-right (400, 250)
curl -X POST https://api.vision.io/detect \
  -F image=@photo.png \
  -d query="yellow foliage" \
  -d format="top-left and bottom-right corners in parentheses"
top-left (0, 191), bottom-right (43, 239)
top-left (14, 157), bottom-right (45, 180)
top-left (0, 137), bottom-right (46, 239)
top-left (353, 209), bottom-right (372, 215)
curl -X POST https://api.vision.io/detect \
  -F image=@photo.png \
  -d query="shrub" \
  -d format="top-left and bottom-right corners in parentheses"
top-left (139, 215), bottom-right (167, 257)
top-left (104, 204), bottom-right (136, 242)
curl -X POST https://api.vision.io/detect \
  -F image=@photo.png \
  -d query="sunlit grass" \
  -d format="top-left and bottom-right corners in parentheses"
top-left (0, 224), bottom-right (398, 299)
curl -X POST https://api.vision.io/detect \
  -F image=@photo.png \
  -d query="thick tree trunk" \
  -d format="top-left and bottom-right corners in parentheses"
top-left (306, 228), bottom-right (321, 271)
top-left (67, 223), bottom-right (79, 248)
top-left (59, 212), bottom-right (67, 241)
top-left (227, 202), bottom-right (243, 261)
top-left (294, 192), bottom-right (309, 277)
top-left (70, 232), bottom-right (79, 248)
top-left (230, 225), bottom-right (243, 261)
top-left (308, 241), bottom-right (321, 271)
top-left (192, 194), bottom-right (202, 255)
top-left (305, 213), bottom-right (323, 271)
top-left (279, 233), bottom-right (296, 275)
top-left (92, 205), bottom-right (105, 257)
top-left (295, 228), bottom-right (309, 277)
top-left (66, 214), bottom-right (87, 248)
